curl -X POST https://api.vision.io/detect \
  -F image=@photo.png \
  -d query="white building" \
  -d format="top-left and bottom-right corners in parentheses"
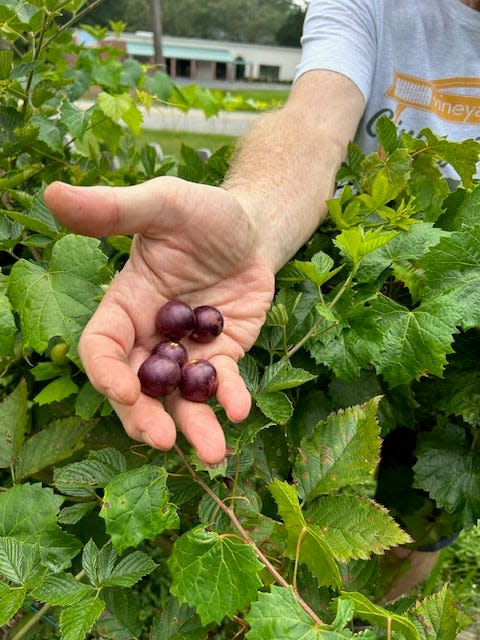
top-left (102, 31), bottom-right (301, 84)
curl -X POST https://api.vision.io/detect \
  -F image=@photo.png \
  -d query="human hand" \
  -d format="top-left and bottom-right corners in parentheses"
top-left (44, 177), bottom-right (275, 465)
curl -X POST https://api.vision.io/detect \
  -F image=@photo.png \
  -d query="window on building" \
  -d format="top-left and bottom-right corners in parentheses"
top-left (258, 65), bottom-right (280, 82)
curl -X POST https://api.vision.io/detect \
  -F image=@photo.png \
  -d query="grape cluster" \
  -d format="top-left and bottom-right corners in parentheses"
top-left (137, 301), bottom-right (224, 403)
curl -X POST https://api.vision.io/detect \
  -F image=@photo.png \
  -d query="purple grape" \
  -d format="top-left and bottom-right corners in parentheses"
top-left (191, 305), bottom-right (224, 343)
top-left (151, 340), bottom-right (188, 367)
top-left (155, 300), bottom-right (195, 341)
top-left (137, 355), bottom-right (181, 398)
top-left (179, 359), bottom-right (218, 402)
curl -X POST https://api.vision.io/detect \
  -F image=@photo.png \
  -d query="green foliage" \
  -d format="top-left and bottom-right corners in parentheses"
top-left (1, 2), bottom-right (480, 638)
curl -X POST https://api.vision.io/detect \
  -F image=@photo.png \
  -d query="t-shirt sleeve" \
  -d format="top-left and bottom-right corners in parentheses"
top-left (294, 0), bottom-right (380, 103)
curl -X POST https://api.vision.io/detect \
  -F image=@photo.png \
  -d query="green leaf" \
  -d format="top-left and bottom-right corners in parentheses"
top-left (8, 234), bottom-right (110, 364)
top-left (0, 483), bottom-right (81, 570)
top-left (269, 480), bottom-right (341, 589)
top-left (59, 596), bottom-right (106, 640)
top-left (293, 397), bottom-right (382, 500)
top-left (150, 597), bottom-right (208, 640)
top-left (0, 583), bottom-right (26, 627)
top-left (305, 494), bottom-right (411, 562)
top-left (33, 375), bottom-right (79, 405)
top-left (420, 128), bottom-right (480, 188)
top-left (60, 99), bottom-right (94, 139)
top-left (99, 550), bottom-right (157, 588)
top-left (98, 91), bottom-right (143, 134)
top-left (334, 228), bottom-right (398, 265)
top-left (0, 537), bottom-right (45, 586)
top-left (29, 113), bottom-right (64, 153)
top-left (0, 379), bottom-right (28, 468)
top-left (254, 390), bottom-right (293, 424)
top-left (168, 526), bottom-right (263, 625)
top-left (277, 251), bottom-right (342, 286)
top-left (14, 416), bottom-right (96, 481)
top-left (0, 274), bottom-right (16, 356)
top-left (259, 361), bottom-right (317, 394)
top-left (372, 294), bottom-right (458, 386)
top-left (54, 448), bottom-right (127, 497)
top-left (100, 465), bottom-right (179, 554)
top-left (413, 424), bottom-right (480, 530)
top-left (2, 189), bottom-right (61, 238)
top-left (58, 503), bottom-right (96, 525)
top-left (408, 584), bottom-right (467, 639)
top-left (31, 572), bottom-right (95, 606)
top-left (375, 115), bottom-right (399, 154)
top-left (246, 585), bottom-right (346, 639)
top-left (96, 588), bottom-right (143, 640)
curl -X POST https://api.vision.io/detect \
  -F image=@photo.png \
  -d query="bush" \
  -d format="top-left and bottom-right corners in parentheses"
top-left (1, 1), bottom-right (480, 639)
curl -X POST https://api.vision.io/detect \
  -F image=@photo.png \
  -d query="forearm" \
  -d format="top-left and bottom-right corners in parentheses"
top-left (223, 70), bottom-right (365, 272)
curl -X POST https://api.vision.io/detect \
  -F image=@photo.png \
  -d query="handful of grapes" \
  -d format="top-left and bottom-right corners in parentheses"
top-left (137, 301), bottom-right (224, 403)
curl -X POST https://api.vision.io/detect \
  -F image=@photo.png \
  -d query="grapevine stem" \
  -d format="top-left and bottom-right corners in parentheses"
top-left (174, 444), bottom-right (324, 626)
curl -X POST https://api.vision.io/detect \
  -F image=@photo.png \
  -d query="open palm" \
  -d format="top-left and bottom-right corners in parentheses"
top-left (45, 177), bottom-right (275, 464)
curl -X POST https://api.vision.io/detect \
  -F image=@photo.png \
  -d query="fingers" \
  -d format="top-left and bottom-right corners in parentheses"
top-left (44, 177), bottom-right (180, 238)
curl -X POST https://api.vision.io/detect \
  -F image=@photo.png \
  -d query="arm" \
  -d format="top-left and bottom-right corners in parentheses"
top-left (225, 69), bottom-right (365, 271)
top-left (44, 70), bottom-right (365, 464)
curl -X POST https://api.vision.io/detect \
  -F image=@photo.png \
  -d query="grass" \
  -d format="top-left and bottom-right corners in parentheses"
top-left (139, 129), bottom-right (237, 158)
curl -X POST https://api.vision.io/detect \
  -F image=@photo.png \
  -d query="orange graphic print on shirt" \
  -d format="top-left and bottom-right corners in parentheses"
top-left (386, 71), bottom-right (480, 124)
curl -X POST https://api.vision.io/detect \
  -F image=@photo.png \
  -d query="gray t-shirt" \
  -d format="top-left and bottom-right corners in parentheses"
top-left (295, 0), bottom-right (480, 179)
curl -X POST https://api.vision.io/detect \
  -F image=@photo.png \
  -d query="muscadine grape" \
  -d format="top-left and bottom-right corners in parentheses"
top-left (191, 305), bottom-right (224, 343)
top-left (179, 359), bottom-right (218, 402)
top-left (151, 340), bottom-right (188, 367)
top-left (137, 355), bottom-right (181, 398)
top-left (155, 300), bottom-right (195, 341)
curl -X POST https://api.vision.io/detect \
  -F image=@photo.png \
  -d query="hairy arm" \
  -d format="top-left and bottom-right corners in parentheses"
top-left (224, 69), bottom-right (366, 272)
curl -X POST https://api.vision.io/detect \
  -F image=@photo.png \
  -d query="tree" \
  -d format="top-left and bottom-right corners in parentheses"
top-left (275, 4), bottom-right (306, 47)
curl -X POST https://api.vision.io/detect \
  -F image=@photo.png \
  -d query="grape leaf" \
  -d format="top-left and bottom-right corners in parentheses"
top-left (419, 224), bottom-right (480, 330)
top-left (254, 390), bottom-right (293, 424)
top-left (433, 369), bottom-right (480, 427)
top-left (0, 483), bottom-right (81, 570)
top-left (60, 596), bottom-right (106, 640)
top-left (7, 234), bottom-right (110, 364)
top-left (0, 379), bottom-right (28, 469)
top-left (246, 585), bottom-right (348, 639)
top-left (293, 397), bottom-right (381, 500)
top-left (96, 588), bottom-right (143, 639)
top-left (150, 597), bottom-right (209, 640)
top-left (0, 583), bottom-right (26, 627)
top-left (419, 128), bottom-right (480, 188)
top-left (54, 447), bottom-right (127, 497)
top-left (413, 424), bottom-right (480, 530)
top-left (338, 592), bottom-right (420, 640)
top-left (269, 480), bottom-right (341, 589)
top-left (372, 294), bottom-right (458, 386)
top-left (31, 572), bottom-right (95, 606)
top-left (168, 526), bottom-right (263, 625)
top-left (408, 584), bottom-right (468, 639)
top-left (0, 273), bottom-right (16, 355)
top-left (14, 416), bottom-right (95, 481)
top-left (306, 494), bottom-right (411, 561)
top-left (100, 465), bottom-right (179, 554)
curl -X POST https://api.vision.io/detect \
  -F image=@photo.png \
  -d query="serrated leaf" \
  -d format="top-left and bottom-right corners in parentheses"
top-left (0, 537), bottom-right (44, 586)
top-left (98, 91), bottom-right (143, 134)
top-left (31, 572), bottom-right (95, 606)
top-left (100, 465), bottom-right (179, 554)
top-left (54, 448), bottom-right (127, 497)
top-left (150, 596), bottom-right (208, 640)
top-left (372, 294), bottom-right (458, 386)
top-left (334, 228), bottom-right (398, 265)
top-left (60, 100), bottom-right (94, 139)
top-left (96, 588), bottom-right (143, 639)
top-left (306, 494), bottom-right (411, 562)
top-left (2, 189), bottom-right (61, 238)
top-left (60, 596), bottom-right (105, 640)
top-left (375, 115), bottom-right (399, 154)
top-left (420, 128), bottom-right (480, 188)
top-left (413, 424), bottom-right (480, 529)
top-left (338, 592), bottom-right (420, 640)
top-left (260, 361), bottom-right (317, 393)
top-left (58, 503), bottom-right (96, 525)
top-left (293, 398), bottom-right (381, 500)
top-left (14, 416), bottom-right (95, 481)
top-left (99, 550), bottom-right (157, 588)
top-left (246, 585), bottom-right (346, 639)
top-left (33, 375), bottom-right (79, 405)
top-left (254, 390), bottom-right (293, 424)
top-left (0, 583), bottom-right (26, 626)
top-left (0, 276), bottom-right (16, 356)
top-left (269, 480), bottom-right (341, 589)
top-left (408, 584), bottom-right (467, 639)
top-left (168, 526), bottom-right (263, 625)
top-left (0, 483), bottom-right (81, 571)
top-left (29, 113), bottom-right (64, 153)
top-left (0, 378), bottom-right (28, 468)
top-left (7, 234), bottom-right (110, 365)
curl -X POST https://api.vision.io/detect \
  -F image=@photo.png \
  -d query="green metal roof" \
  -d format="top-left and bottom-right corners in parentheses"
top-left (125, 40), bottom-right (234, 62)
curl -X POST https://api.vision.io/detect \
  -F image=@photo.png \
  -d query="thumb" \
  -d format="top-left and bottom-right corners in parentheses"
top-left (44, 177), bottom-right (185, 237)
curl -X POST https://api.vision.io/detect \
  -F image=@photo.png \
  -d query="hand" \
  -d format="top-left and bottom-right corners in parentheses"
top-left (44, 177), bottom-right (275, 465)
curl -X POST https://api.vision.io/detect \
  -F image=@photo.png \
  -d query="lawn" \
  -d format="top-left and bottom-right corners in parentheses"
top-left (139, 129), bottom-right (237, 158)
